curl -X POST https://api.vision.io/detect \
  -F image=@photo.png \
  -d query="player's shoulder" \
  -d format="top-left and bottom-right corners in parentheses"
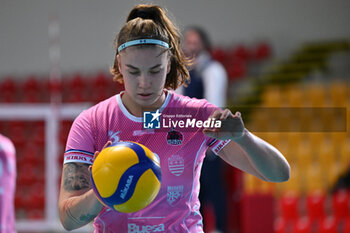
top-left (170, 91), bottom-right (215, 108)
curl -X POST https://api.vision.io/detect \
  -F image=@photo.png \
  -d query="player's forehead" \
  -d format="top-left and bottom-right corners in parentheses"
top-left (121, 45), bottom-right (168, 58)
top-left (119, 46), bottom-right (169, 68)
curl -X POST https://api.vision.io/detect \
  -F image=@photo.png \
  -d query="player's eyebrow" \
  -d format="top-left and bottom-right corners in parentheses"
top-left (125, 64), bottom-right (138, 69)
top-left (125, 64), bottom-right (162, 69)
top-left (149, 64), bottom-right (161, 69)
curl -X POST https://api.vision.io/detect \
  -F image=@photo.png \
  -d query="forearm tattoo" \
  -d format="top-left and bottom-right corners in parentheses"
top-left (64, 198), bottom-right (96, 225)
top-left (79, 213), bottom-right (96, 223)
top-left (63, 163), bottom-right (91, 191)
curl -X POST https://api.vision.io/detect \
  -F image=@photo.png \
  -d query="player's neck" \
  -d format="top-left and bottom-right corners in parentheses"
top-left (121, 91), bottom-right (166, 117)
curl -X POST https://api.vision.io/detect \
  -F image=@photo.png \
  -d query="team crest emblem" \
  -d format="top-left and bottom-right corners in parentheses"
top-left (167, 185), bottom-right (183, 206)
top-left (166, 128), bottom-right (183, 145)
top-left (168, 155), bottom-right (184, 176)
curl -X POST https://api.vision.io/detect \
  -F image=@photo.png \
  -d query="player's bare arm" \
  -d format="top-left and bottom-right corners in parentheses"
top-left (63, 163), bottom-right (90, 191)
top-left (204, 109), bottom-right (290, 182)
top-left (58, 162), bottom-right (103, 231)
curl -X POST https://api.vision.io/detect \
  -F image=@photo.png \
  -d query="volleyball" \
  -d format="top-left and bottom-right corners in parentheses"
top-left (91, 141), bottom-right (161, 213)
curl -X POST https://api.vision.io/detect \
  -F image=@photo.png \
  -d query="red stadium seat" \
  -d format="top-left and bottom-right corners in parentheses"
top-left (21, 143), bottom-right (41, 166)
top-left (47, 78), bottom-right (62, 97)
top-left (274, 217), bottom-right (288, 233)
top-left (23, 92), bottom-right (39, 103)
top-left (210, 47), bottom-right (226, 63)
top-left (15, 192), bottom-right (26, 209)
top-left (344, 217), bottom-right (350, 233)
top-left (0, 77), bottom-right (16, 93)
top-left (23, 76), bottom-right (39, 93)
top-left (94, 72), bottom-right (109, 90)
top-left (8, 124), bottom-right (26, 146)
top-left (232, 44), bottom-right (251, 62)
top-left (306, 191), bottom-right (326, 221)
top-left (31, 123), bottom-right (45, 146)
top-left (292, 217), bottom-right (311, 233)
top-left (281, 192), bottom-right (300, 221)
top-left (93, 89), bottom-right (109, 103)
top-left (62, 74), bottom-right (87, 102)
top-left (28, 183), bottom-right (45, 210)
top-left (69, 91), bottom-right (84, 103)
top-left (27, 209), bottom-right (44, 220)
top-left (318, 216), bottom-right (337, 233)
top-left (226, 59), bottom-right (247, 80)
top-left (332, 190), bottom-right (350, 219)
top-left (19, 76), bottom-right (41, 103)
top-left (69, 74), bottom-right (85, 91)
top-left (17, 164), bottom-right (36, 186)
top-left (252, 42), bottom-right (272, 61)
top-left (0, 78), bottom-right (17, 102)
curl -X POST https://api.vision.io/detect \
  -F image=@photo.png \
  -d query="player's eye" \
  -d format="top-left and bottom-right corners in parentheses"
top-left (128, 70), bottom-right (139, 75)
top-left (149, 69), bottom-right (161, 74)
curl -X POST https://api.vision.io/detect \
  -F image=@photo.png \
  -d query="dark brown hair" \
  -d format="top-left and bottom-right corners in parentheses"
top-left (110, 4), bottom-right (190, 90)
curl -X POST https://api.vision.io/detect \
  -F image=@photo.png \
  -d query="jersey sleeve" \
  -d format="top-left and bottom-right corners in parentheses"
top-left (63, 110), bottom-right (95, 165)
top-left (200, 99), bottom-right (231, 155)
top-left (208, 138), bottom-right (231, 155)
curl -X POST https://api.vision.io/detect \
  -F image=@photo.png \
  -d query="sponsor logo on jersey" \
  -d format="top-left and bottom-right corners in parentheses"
top-left (168, 155), bottom-right (184, 176)
top-left (133, 129), bottom-right (155, 136)
top-left (167, 185), bottom-right (183, 206)
top-left (166, 128), bottom-right (183, 145)
top-left (128, 223), bottom-right (165, 233)
top-left (108, 130), bottom-right (120, 144)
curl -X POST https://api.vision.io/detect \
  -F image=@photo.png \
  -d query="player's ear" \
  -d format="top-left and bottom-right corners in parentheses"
top-left (117, 54), bottom-right (123, 75)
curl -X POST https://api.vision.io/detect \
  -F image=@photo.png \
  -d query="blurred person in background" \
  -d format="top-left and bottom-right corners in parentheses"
top-left (180, 26), bottom-right (229, 233)
top-left (0, 134), bottom-right (16, 233)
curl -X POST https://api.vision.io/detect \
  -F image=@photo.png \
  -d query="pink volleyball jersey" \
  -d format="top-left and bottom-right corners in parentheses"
top-left (0, 134), bottom-right (16, 233)
top-left (64, 90), bottom-right (230, 233)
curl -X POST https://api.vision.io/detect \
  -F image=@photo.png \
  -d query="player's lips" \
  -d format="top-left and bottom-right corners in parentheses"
top-left (138, 93), bottom-right (152, 99)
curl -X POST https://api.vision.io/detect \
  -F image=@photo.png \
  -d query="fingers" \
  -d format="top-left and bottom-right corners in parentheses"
top-left (209, 109), bottom-right (240, 121)
top-left (203, 109), bottom-right (243, 139)
top-left (208, 110), bottom-right (222, 120)
top-left (90, 140), bottom-right (113, 173)
top-left (93, 150), bottom-right (100, 160)
top-left (219, 109), bottom-right (234, 120)
top-left (103, 141), bottom-right (112, 149)
top-left (92, 140), bottom-right (112, 163)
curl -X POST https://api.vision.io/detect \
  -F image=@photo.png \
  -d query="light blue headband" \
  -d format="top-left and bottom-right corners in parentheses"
top-left (117, 39), bottom-right (169, 53)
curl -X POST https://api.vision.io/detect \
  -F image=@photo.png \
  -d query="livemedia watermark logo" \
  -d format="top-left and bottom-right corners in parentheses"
top-left (142, 108), bottom-right (221, 131)
top-left (141, 107), bottom-right (347, 132)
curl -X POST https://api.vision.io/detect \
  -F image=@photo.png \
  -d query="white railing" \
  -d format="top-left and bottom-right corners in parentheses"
top-left (0, 103), bottom-right (93, 232)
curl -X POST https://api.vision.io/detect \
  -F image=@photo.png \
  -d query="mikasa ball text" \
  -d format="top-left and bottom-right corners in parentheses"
top-left (91, 141), bottom-right (162, 213)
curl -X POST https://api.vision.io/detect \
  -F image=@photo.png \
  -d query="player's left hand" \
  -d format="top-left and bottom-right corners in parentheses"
top-left (88, 140), bottom-right (112, 173)
top-left (203, 109), bottom-right (245, 140)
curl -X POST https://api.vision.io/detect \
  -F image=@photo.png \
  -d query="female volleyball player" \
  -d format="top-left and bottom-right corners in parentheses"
top-left (58, 4), bottom-right (290, 232)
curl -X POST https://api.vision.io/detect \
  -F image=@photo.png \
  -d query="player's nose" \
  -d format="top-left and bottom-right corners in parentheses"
top-left (138, 73), bottom-right (151, 89)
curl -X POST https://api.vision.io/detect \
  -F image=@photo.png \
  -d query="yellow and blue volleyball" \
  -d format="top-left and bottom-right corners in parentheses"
top-left (91, 141), bottom-right (161, 213)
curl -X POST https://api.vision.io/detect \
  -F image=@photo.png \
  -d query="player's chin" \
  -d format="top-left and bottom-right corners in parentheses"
top-left (136, 95), bottom-right (157, 107)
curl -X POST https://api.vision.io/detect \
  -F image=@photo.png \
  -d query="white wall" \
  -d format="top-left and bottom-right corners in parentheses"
top-left (1, 0), bottom-right (349, 77)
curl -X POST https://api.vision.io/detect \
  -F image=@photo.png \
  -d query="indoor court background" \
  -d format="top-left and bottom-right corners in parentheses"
top-left (1, 0), bottom-right (350, 232)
